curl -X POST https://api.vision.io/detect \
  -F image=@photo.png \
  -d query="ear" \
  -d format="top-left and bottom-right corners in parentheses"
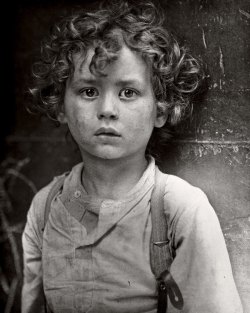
top-left (57, 111), bottom-right (68, 124)
top-left (154, 102), bottom-right (168, 128)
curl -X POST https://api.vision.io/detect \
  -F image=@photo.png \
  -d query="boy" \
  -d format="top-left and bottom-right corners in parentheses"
top-left (22, 1), bottom-right (243, 312)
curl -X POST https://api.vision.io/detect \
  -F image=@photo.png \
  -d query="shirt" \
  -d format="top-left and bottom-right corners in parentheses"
top-left (21, 158), bottom-right (243, 313)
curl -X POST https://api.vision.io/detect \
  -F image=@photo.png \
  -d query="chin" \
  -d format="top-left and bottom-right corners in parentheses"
top-left (97, 152), bottom-right (124, 160)
top-left (90, 147), bottom-right (126, 160)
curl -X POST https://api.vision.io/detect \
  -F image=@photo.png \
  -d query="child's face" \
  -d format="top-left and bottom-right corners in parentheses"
top-left (64, 45), bottom-right (166, 162)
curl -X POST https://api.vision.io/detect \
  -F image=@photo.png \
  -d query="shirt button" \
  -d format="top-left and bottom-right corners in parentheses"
top-left (74, 190), bottom-right (81, 198)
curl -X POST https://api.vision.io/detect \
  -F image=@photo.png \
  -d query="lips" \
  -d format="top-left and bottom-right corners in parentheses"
top-left (95, 127), bottom-right (121, 137)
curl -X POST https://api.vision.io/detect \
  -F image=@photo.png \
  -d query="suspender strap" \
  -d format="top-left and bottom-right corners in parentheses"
top-left (150, 167), bottom-right (184, 313)
top-left (43, 175), bottom-right (67, 231)
top-left (150, 167), bottom-right (171, 277)
top-left (43, 175), bottom-right (67, 313)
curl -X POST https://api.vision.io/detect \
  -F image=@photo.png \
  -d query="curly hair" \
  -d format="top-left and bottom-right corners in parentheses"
top-left (29, 0), bottom-right (204, 154)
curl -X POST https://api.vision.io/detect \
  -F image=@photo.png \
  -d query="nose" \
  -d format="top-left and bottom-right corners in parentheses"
top-left (97, 94), bottom-right (119, 120)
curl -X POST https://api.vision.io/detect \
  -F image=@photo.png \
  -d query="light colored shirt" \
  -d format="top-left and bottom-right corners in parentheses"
top-left (22, 158), bottom-right (243, 313)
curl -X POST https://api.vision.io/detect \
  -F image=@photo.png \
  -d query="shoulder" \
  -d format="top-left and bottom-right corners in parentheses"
top-left (160, 172), bottom-right (222, 252)
top-left (28, 162), bottom-right (81, 225)
top-left (164, 174), bottom-right (208, 210)
top-left (160, 172), bottom-right (218, 226)
top-left (29, 162), bottom-right (83, 221)
top-left (28, 174), bottom-right (66, 226)
top-left (23, 166), bottom-right (79, 248)
top-left (29, 163), bottom-right (83, 220)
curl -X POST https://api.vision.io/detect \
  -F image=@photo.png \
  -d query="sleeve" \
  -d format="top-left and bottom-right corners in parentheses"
top-left (21, 197), bottom-right (47, 313)
top-left (165, 184), bottom-right (243, 313)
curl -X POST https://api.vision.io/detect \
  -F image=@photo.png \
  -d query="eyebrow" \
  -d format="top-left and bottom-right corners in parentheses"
top-left (115, 79), bottom-right (143, 88)
top-left (70, 78), bottom-right (98, 88)
top-left (70, 78), bottom-right (144, 89)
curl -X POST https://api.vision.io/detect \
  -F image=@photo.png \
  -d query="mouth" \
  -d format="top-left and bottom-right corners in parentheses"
top-left (95, 127), bottom-right (121, 137)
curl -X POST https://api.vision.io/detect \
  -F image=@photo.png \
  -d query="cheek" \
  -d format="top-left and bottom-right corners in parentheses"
top-left (130, 103), bottom-right (156, 129)
top-left (66, 104), bottom-right (93, 128)
top-left (65, 112), bottom-right (88, 142)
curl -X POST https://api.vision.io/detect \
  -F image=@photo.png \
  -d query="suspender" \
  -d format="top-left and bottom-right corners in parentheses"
top-left (43, 175), bottom-right (66, 231)
top-left (150, 168), bottom-right (183, 312)
top-left (42, 167), bottom-right (183, 312)
top-left (43, 175), bottom-right (67, 313)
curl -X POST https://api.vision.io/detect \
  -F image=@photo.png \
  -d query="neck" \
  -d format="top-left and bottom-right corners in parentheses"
top-left (80, 154), bottom-right (148, 200)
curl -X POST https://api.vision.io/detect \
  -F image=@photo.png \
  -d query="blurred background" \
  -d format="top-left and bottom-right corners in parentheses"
top-left (0, 0), bottom-right (249, 312)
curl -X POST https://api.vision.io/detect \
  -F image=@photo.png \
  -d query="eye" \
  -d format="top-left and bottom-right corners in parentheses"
top-left (119, 88), bottom-right (138, 99)
top-left (80, 88), bottom-right (99, 98)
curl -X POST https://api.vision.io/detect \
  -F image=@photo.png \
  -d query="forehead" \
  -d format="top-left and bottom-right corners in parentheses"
top-left (71, 45), bottom-right (152, 84)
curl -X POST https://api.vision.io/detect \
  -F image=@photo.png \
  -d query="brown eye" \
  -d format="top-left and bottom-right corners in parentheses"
top-left (81, 88), bottom-right (99, 98)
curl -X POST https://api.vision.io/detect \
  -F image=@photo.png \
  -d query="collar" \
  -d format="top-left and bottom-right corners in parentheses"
top-left (59, 156), bottom-right (156, 206)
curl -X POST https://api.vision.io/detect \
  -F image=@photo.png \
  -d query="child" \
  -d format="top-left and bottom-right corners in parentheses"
top-left (22, 1), bottom-right (243, 312)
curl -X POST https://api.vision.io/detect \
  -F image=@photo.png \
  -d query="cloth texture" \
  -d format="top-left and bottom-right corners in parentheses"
top-left (22, 158), bottom-right (243, 313)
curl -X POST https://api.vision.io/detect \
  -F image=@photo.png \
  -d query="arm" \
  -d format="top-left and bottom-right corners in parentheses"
top-left (165, 182), bottom-right (243, 313)
top-left (22, 202), bottom-right (46, 313)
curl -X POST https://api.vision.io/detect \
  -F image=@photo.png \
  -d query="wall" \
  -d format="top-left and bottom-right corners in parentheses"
top-left (0, 0), bottom-right (249, 312)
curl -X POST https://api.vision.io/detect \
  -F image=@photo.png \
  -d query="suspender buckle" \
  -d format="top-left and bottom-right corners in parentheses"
top-left (158, 270), bottom-right (184, 311)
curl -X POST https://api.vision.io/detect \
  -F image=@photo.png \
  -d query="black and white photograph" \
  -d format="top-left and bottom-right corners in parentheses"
top-left (0, 0), bottom-right (249, 312)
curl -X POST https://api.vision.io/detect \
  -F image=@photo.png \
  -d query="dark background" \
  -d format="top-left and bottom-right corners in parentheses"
top-left (0, 0), bottom-right (250, 312)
